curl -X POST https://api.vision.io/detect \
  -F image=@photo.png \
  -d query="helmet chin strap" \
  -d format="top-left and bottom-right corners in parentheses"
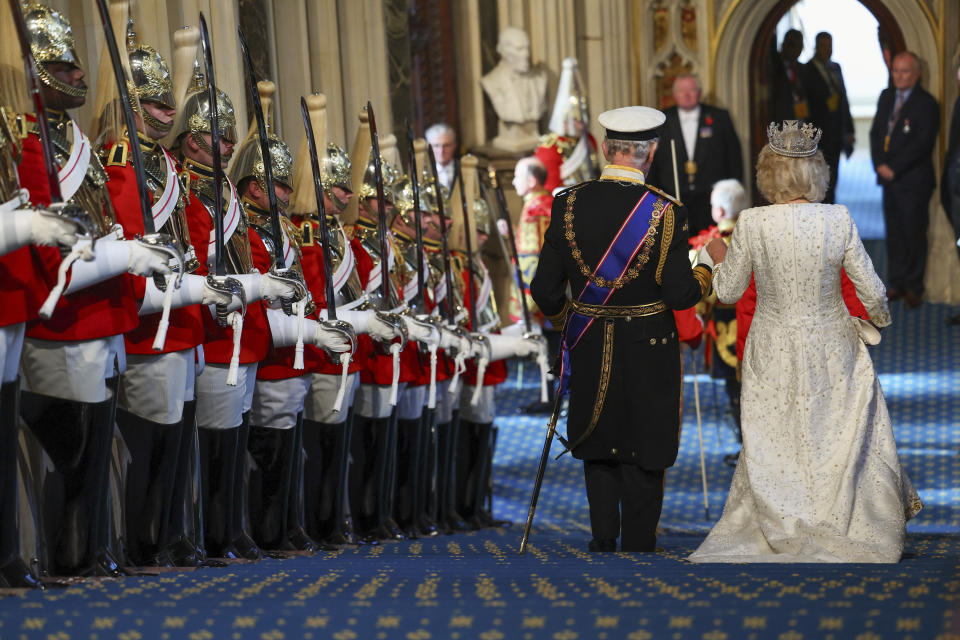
top-left (37, 64), bottom-right (87, 98)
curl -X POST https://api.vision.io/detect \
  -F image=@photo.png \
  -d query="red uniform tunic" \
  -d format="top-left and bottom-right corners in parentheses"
top-left (534, 133), bottom-right (598, 194)
top-left (180, 161), bottom-right (269, 364)
top-left (512, 190), bottom-right (552, 326)
top-left (17, 114), bottom-right (138, 341)
top-left (102, 136), bottom-right (204, 354)
top-left (454, 254), bottom-right (507, 388)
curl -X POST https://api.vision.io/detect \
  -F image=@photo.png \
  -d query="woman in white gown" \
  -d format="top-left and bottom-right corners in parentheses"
top-left (689, 121), bottom-right (922, 563)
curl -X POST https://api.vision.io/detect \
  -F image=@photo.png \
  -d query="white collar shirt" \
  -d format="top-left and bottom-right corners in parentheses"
top-left (678, 105), bottom-right (700, 161)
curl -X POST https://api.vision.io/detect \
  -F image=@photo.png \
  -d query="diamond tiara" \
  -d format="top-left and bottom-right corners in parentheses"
top-left (767, 120), bottom-right (822, 158)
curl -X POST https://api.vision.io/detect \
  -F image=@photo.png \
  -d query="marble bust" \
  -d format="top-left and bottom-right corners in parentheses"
top-left (481, 27), bottom-right (548, 152)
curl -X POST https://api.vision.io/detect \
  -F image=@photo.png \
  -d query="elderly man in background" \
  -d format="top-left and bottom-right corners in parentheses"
top-left (425, 123), bottom-right (457, 190)
top-left (869, 51), bottom-right (939, 309)
top-left (649, 74), bottom-right (743, 235)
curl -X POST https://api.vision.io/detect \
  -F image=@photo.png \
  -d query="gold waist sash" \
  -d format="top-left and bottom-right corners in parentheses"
top-left (570, 299), bottom-right (666, 319)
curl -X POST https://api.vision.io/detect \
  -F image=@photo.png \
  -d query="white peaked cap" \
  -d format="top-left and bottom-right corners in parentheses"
top-left (597, 106), bottom-right (666, 141)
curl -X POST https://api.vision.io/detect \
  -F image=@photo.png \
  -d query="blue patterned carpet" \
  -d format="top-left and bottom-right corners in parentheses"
top-left (3, 165), bottom-right (959, 638)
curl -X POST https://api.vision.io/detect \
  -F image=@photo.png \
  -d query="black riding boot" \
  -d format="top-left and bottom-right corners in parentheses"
top-left (247, 425), bottom-right (296, 550)
top-left (0, 379), bottom-right (41, 588)
top-left (285, 414), bottom-right (317, 552)
top-left (231, 412), bottom-right (260, 560)
top-left (159, 400), bottom-right (204, 566)
top-left (349, 415), bottom-right (393, 539)
top-left (437, 410), bottom-right (468, 532)
top-left (21, 379), bottom-right (122, 578)
top-left (198, 426), bottom-right (241, 558)
top-left (393, 415), bottom-right (423, 537)
top-left (415, 407), bottom-right (440, 536)
top-left (457, 420), bottom-right (491, 528)
top-left (380, 411), bottom-right (405, 540)
top-left (116, 408), bottom-right (182, 566)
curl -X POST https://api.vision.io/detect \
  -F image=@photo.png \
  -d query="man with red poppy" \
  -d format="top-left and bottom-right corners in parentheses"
top-left (648, 74), bottom-right (743, 235)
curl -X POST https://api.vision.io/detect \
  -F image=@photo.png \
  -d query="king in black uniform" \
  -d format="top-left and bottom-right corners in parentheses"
top-left (531, 106), bottom-right (719, 552)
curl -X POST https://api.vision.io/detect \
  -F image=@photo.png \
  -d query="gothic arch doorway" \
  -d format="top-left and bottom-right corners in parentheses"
top-left (747, 0), bottom-right (906, 179)
top-left (712, 0), bottom-right (939, 194)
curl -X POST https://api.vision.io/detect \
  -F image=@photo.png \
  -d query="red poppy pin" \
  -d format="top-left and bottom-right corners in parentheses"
top-left (705, 115), bottom-right (714, 126)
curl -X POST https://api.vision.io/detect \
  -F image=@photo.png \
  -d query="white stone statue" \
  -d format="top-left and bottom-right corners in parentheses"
top-left (481, 27), bottom-right (548, 152)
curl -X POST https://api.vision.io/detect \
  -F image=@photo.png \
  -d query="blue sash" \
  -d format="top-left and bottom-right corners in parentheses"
top-left (558, 190), bottom-right (661, 394)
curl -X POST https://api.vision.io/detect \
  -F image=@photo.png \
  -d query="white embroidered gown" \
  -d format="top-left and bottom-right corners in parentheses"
top-left (689, 204), bottom-right (922, 563)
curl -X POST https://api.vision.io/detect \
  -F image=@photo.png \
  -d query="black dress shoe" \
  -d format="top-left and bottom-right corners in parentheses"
top-left (723, 451), bottom-right (740, 467)
top-left (886, 288), bottom-right (903, 300)
top-left (588, 538), bottom-right (617, 552)
top-left (904, 291), bottom-right (923, 309)
top-left (947, 313), bottom-right (960, 326)
top-left (0, 557), bottom-right (42, 589)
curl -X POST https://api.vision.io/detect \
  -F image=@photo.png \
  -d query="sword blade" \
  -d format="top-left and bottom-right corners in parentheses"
top-left (365, 101), bottom-right (392, 311)
top-left (300, 96), bottom-right (338, 321)
top-left (7, 0), bottom-right (62, 203)
top-left (198, 13), bottom-right (225, 276)
top-left (427, 145), bottom-right (455, 323)
top-left (455, 162), bottom-right (478, 331)
top-left (238, 28), bottom-right (285, 271)
top-left (406, 122), bottom-right (425, 308)
top-left (92, 0), bottom-right (155, 234)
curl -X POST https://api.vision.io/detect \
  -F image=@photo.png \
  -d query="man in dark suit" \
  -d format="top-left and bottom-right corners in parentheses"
top-left (869, 50), bottom-right (940, 309)
top-left (531, 106), bottom-right (721, 552)
top-left (648, 74), bottom-right (743, 235)
top-left (771, 29), bottom-right (810, 123)
top-left (804, 32), bottom-right (855, 204)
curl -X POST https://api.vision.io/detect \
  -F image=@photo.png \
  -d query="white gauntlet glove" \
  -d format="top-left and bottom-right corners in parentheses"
top-left (138, 273), bottom-right (233, 315)
top-left (64, 237), bottom-right (168, 294)
top-left (406, 315), bottom-right (439, 346)
top-left (499, 320), bottom-right (541, 337)
top-left (485, 333), bottom-right (540, 361)
top-left (438, 326), bottom-right (461, 351)
top-left (0, 204), bottom-right (81, 256)
top-left (127, 242), bottom-right (174, 277)
top-left (260, 272), bottom-right (299, 304)
top-left (333, 308), bottom-right (397, 342)
top-left (314, 322), bottom-right (353, 353)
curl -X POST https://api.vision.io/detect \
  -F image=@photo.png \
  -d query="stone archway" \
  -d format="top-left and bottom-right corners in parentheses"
top-left (712, 0), bottom-right (940, 190)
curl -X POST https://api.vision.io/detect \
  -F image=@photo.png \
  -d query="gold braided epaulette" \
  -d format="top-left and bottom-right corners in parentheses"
top-left (104, 140), bottom-right (129, 167)
top-left (645, 183), bottom-right (682, 207)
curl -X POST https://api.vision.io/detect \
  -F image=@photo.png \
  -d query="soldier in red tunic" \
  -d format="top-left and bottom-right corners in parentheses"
top-left (232, 127), bottom-right (351, 552)
top-left (16, 4), bottom-right (176, 578)
top-left (98, 29), bottom-right (240, 568)
top-left (0, 10), bottom-right (89, 585)
top-left (174, 74), bottom-right (301, 560)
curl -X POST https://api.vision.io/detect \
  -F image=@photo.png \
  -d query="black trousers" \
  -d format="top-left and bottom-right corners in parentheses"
top-left (583, 460), bottom-right (664, 552)
top-left (882, 183), bottom-right (931, 295)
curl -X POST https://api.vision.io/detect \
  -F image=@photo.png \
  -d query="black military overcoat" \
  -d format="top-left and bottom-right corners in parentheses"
top-left (531, 171), bottom-right (711, 468)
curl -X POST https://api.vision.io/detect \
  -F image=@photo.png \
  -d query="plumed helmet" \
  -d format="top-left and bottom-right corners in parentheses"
top-left (23, 3), bottom-right (86, 98)
top-left (126, 25), bottom-right (174, 110)
top-left (321, 142), bottom-right (352, 211)
top-left (176, 63), bottom-right (238, 152)
top-left (230, 134), bottom-right (295, 191)
top-left (418, 169), bottom-right (452, 220)
top-left (358, 150), bottom-right (398, 203)
top-left (473, 196), bottom-right (491, 234)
